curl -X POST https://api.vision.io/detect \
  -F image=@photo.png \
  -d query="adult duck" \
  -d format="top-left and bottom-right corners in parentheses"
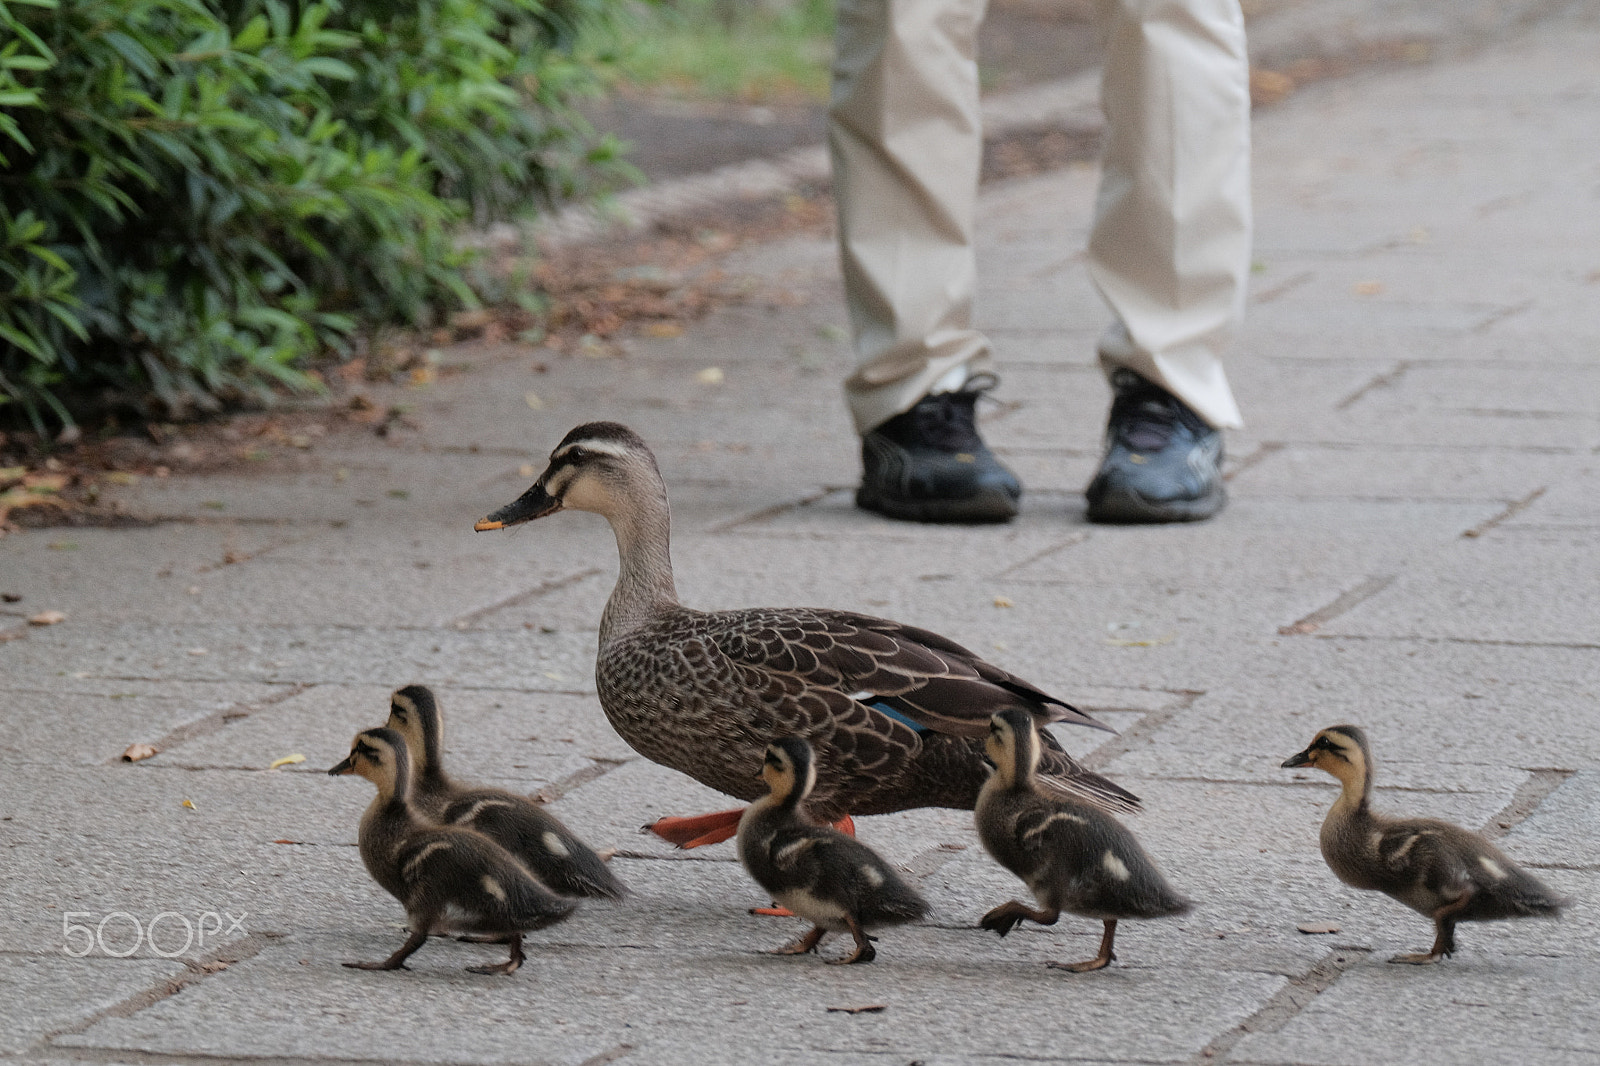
top-left (475, 421), bottom-right (1138, 847)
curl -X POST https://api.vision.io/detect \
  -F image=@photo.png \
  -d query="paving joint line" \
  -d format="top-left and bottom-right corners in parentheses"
top-left (1250, 270), bottom-right (1315, 304)
top-left (994, 531), bottom-right (1091, 579)
top-left (1480, 767), bottom-right (1574, 840)
top-left (35, 931), bottom-right (282, 1057)
top-left (35, 1047), bottom-right (499, 1066)
top-left (708, 486), bottom-right (834, 533)
top-left (110, 683), bottom-right (313, 765)
top-left (1278, 575), bottom-right (1395, 635)
top-left (1334, 360), bottom-right (1411, 411)
top-left (1075, 690), bottom-right (1203, 775)
top-left (904, 843), bottom-right (970, 883)
top-left (1191, 945), bottom-right (1373, 1063)
top-left (1223, 440), bottom-right (1285, 483)
top-left (1315, 633), bottom-right (1600, 651)
top-left (449, 567), bottom-right (605, 628)
top-left (575, 1044), bottom-right (634, 1066)
top-left (531, 756), bottom-right (632, 804)
top-left (1462, 485), bottom-right (1547, 539)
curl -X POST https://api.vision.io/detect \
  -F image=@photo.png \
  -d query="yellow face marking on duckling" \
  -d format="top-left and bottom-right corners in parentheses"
top-left (481, 875), bottom-right (507, 902)
top-left (1101, 851), bottom-right (1131, 881)
top-left (541, 831), bottom-right (570, 858)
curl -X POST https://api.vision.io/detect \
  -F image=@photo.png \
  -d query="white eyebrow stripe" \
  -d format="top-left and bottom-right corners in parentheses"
top-left (552, 439), bottom-right (631, 461)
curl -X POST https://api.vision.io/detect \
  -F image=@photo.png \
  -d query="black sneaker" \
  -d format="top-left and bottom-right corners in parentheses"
top-left (1085, 370), bottom-right (1225, 523)
top-left (857, 373), bottom-right (1022, 523)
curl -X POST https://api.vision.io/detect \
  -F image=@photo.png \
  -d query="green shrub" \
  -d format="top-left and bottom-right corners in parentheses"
top-left (0, 0), bottom-right (617, 431)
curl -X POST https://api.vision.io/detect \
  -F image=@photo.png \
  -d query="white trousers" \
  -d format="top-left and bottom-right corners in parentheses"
top-left (832, 0), bottom-right (1250, 434)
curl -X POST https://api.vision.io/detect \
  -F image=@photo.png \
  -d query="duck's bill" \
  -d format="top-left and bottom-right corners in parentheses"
top-left (475, 481), bottom-right (560, 531)
top-left (327, 754), bottom-right (357, 776)
top-left (1281, 749), bottom-right (1312, 768)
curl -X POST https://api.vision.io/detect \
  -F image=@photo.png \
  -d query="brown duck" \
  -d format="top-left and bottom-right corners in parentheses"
top-left (474, 421), bottom-right (1137, 847)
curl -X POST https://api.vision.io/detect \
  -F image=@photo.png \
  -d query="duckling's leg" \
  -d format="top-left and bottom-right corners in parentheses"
top-left (1391, 894), bottom-right (1471, 965)
top-left (467, 932), bottom-right (525, 976)
top-left (1047, 919), bottom-right (1118, 973)
top-left (826, 916), bottom-right (877, 965)
top-left (769, 925), bottom-right (826, 957)
top-left (979, 901), bottom-right (1060, 937)
top-left (344, 928), bottom-right (428, 971)
top-left (645, 808), bottom-right (745, 848)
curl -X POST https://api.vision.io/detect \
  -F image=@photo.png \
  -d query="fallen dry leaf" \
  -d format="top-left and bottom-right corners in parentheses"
top-left (993, 596), bottom-right (1013, 608)
top-left (826, 1004), bottom-right (887, 1015)
top-left (1279, 621), bottom-right (1320, 635)
top-left (27, 610), bottom-right (66, 626)
top-left (121, 743), bottom-right (159, 763)
top-left (695, 366), bottom-right (725, 385)
top-left (1352, 280), bottom-right (1384, 296)
top-left (1297, 922), bottom-right (1341, 935)
top-left (180, 798), bottom-right (197, 811)
top-left (268, 753), bottom-right (306, 770)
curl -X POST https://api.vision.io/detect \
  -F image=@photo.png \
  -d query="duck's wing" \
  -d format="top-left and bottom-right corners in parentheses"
top-left (710, 607), bottom-right (1113, 738)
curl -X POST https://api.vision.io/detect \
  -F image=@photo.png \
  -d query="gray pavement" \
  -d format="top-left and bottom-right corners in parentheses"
top-left (4, 6), bottom-right (1599, 1065)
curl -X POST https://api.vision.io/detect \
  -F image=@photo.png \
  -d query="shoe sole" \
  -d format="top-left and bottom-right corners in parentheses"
top-left (856, 485), bottom-right (1020, 524)
top-left (1085, 483), bottom-right (1226, 524)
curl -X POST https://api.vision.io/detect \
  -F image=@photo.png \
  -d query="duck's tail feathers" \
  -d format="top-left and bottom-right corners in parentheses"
top-left (1036, 768), bottom-right (1143, 815)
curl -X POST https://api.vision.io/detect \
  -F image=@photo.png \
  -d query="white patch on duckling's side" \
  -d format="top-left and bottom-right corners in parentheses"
top-left (1101, 851), bottom-right (1131, 881)
top-left (481, 875), bottom-right (507, 902)
top-left (403, 840), bottom-right (452, 878)
top-left (774, 839), bottom-right (817, 868)
top-left (1024, 812), bottom-right (1088, 841)
top-left (458, 798), bottom-right (514, 823)
top-left (861, 865), bottom-right (884, 888)
top-left (1479, 856), bottom-right (1507, 880)
top-left (1389, 834), bottom-right (1421, 862)
top-left (542, 831), bottom-right (570, 857)
top-left (775, 888), bottom-right (848, 927)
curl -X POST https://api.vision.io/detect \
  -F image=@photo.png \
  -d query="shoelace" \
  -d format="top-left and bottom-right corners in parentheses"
top-left (1108, 373), bottom-right (1204, 452)
top-left (910, 371), bottom-right (999, 451)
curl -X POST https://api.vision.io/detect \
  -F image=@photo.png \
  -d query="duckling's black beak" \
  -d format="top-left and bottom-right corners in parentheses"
top-left (475, 479), bottom-right (560, 531)
top-left (327, 754), bottom-right (357, 776)
top-left (1281, 749), bottom-right (1312, 769)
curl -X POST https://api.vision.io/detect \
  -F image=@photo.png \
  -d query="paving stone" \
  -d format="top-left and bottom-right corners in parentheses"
top-left (1321, 531), bottom-right (1600, 645)
top-left (1230, 956), bottom-right (1600, 1065)
top-left (1502, 769), bottom-right (1600, 867)
top-left (0, 955), bottom-right (186, 1055)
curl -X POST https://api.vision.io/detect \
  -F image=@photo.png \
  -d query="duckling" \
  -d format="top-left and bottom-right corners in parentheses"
top-left (975, 708), bottom-right (1190, 972)
top-left (328, 728), bottom-right (576, 974)
top-left (1283, 725), bottom-right (1566, 964)
top-left (737, 737), bottom-right (929, 963)
top-left (385, 684), bottom-right (625, 901)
